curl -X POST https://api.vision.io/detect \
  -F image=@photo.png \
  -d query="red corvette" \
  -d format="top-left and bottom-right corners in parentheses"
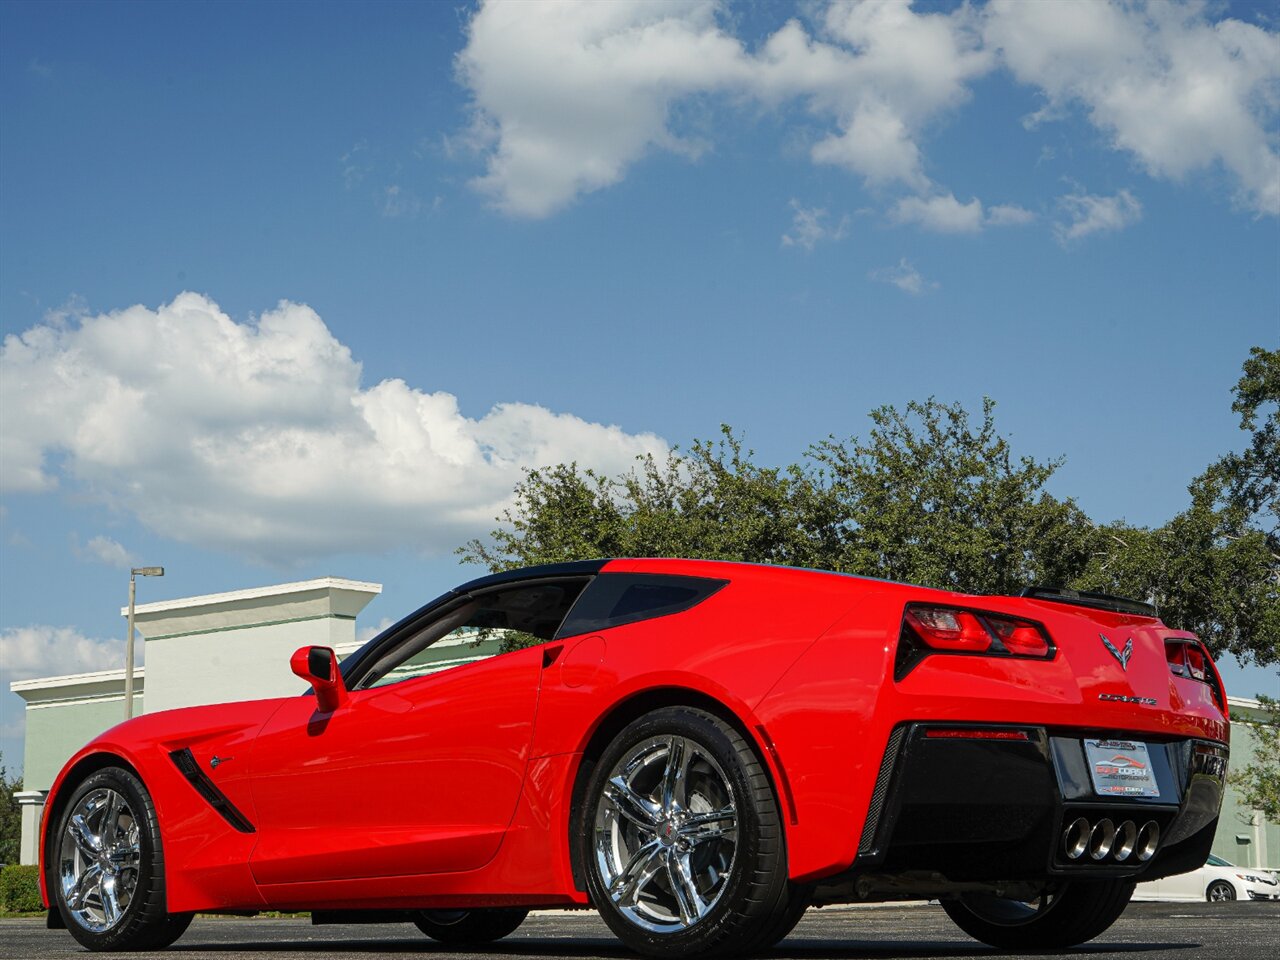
top-left (40, 559), bottom-right (1229, 956)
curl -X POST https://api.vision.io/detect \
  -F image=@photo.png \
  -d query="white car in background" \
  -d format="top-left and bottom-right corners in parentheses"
top-left (1133, 854), bottom-right (1280, 902)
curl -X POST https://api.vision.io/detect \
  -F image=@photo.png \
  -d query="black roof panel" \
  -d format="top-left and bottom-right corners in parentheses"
top-left (456, 559), bottom-right (608, 594)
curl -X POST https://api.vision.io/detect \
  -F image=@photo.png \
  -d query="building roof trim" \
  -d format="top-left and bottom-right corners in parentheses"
top-left (119, 577), bottom-right (382, 617)
top-left (11, 666), bottom-right (143, 692)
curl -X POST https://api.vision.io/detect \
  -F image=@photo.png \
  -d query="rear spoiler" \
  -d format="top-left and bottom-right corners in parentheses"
top-left (1019, 586), bottom-right (1158, 618)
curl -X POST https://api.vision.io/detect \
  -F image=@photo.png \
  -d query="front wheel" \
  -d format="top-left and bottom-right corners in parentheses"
top-left (51, 767), bottom-right (192, 951)
top-left (581, 706), bottom-right (804, 958)
top-left (942, 879), bottom-right (1135, 949)
top-left (1206, 880), bottom-right (1236, 902)
top-left (412, 907), bottom-right (528, 944)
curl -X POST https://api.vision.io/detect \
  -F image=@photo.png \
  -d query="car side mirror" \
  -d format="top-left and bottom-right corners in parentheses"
top-left (290, 645), bottom-right (348, 713)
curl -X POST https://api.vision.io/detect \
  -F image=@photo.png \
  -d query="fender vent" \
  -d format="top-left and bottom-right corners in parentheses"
top-left (170, 748), bottom-right (256, 833)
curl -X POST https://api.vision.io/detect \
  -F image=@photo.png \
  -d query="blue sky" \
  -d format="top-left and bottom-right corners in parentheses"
top-left (1, 0), bottom-right (1277, 770)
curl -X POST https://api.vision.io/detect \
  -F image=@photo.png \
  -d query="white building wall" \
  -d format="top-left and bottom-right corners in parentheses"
top-left (134, 578), bottom-right (379, 713)
top-left (11, 577), bottom-right (381, 865)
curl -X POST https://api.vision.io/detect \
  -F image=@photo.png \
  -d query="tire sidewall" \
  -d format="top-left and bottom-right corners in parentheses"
top-left (580, 707), bottom-right (782, 958)
top-left (51, 767), bottom-right (165, 951)
top-left (943, 879), bottom-right (1135, 949)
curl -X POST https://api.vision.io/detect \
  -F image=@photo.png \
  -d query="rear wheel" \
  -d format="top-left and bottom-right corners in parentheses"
top-left (412, 907), bottom-right (528, 944)
top-left (1206, 880), bottom-right (1236, 902)
top-left (581, 707), bottom-right (804, 958)
top-left (52, 767), bottom-right (192, 951)
top-left (942, 879), bottom-right (1135, 949)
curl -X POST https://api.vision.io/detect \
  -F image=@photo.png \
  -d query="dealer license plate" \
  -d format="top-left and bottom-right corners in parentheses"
top-left (1084, 739), bottom-right (1161, 798)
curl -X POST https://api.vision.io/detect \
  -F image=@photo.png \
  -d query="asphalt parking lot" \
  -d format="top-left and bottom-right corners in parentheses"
top-left (2, 902), bottom-right (1276, 960)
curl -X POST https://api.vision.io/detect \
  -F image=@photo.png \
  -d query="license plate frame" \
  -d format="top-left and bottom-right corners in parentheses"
top-left (1084, 738), bottom-right (1161, 798)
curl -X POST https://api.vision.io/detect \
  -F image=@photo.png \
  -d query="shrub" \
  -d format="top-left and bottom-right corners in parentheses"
top-left (0, 864), bottom-right (43, 914)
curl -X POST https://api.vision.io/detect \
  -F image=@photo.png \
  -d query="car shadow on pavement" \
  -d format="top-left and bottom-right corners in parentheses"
top-left (770, 944), bottom-right (1200, 959)
top-left (165, 938), bottom-right (1201, 958)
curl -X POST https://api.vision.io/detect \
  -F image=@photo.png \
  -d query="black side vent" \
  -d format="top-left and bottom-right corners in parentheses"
top-left (1020, 587), bottom-right (1158, 618)
top-left (858, 726), bottom-right (906, 857)
top-left (169, 748), bottom-right (256, 833)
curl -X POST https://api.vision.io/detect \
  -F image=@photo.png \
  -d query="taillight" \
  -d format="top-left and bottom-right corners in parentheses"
top-left (987, 616), bottom-right (1052, 657)
top-left (1165, 638), bottom-right (1226, 713)
top-left (904, 607), bottom-right (990, 650)
top-left (897, 603), bottom-right (1053, 679)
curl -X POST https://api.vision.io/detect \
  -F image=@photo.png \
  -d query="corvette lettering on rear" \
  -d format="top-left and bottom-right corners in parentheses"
top-left (1098, 693), bottom-right (1158, 705)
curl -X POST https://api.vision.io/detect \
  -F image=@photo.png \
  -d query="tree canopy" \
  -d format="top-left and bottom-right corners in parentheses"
top-left (460, 347), bottom-right (1279, 670)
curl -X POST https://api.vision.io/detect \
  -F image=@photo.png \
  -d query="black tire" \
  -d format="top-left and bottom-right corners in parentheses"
top-left (747, 882), bottom-right (812, 951)
top-left (580, 706), bottom-right (802, 958)
top-left (942, 879), bottom-right (1135, 950)
top-left (50, 766), bottom-right (192, 951)
top-left (412, 907), bottom-right (528, 944)
top-left (1206, 880), bottom-right (1236, 902)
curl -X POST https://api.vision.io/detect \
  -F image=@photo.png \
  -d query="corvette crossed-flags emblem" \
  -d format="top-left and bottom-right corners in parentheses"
top-left (1100, 633), bottom-right (1134, 671)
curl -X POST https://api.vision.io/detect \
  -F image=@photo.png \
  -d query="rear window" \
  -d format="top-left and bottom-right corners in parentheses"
top-left (558, 573), bottom-right (726, 637)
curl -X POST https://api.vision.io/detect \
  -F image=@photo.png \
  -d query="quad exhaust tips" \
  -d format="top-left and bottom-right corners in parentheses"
top-left (1062, 817), bottom-right (1159, 863)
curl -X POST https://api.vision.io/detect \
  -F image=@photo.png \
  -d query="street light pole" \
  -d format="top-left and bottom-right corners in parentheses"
top-left (125, 566), bottom-right (164, 719)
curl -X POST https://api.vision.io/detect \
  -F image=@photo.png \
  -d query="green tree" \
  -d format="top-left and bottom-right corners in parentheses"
top-left (462, 354), bottom-right (1278, 669)
top-left (809, 398), bottom-right (1096, 594)
top-left (1215, 346), bottom-right (1279, 544)
top-left (1079, 348), bottom-right (1279, 668)
top-left (460, 428), bottom-right (833, 572)
top-left (0, 753), bottom-right (21, 865)
top-left (461, 399), bottom-right (1092, 595)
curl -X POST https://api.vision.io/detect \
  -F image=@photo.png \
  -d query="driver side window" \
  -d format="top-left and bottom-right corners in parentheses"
top-left (356, 578), bottom-right (589, 690)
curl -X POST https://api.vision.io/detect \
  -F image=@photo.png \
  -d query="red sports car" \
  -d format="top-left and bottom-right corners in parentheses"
top-left (40, 559), bottom-right (1229, 956)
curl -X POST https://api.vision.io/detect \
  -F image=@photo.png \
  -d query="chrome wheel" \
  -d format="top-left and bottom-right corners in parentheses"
top-left (1207, 880), bottom-right (1236, 902)
top-left (58, 788), bottom-right (141, 932)
top-left (593, 734), bottom-right (738, 933)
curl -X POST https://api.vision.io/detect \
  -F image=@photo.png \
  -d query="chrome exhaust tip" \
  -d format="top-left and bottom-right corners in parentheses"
top-left (1136, 820), bottom-right (1160, 862)
top-left (1089, 818), bottom-right (1116, 860)
top-left (1063, 817), bottom-right (1090, 860)
top-left (1112, 820), bottom-right (1138, 862)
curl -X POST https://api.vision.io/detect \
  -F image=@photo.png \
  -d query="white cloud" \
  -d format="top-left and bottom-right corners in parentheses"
top-left (76, 535), bottom-right (137, 569)
top-left (986, 203), bottom-right (1036, 227)
top-left (357, 617), bottom-right (396, 644)
top-left (458, 0), bottom-right (991, 216)
top-left (457, 0), bottom-right (754, 217)
top-left (1, 625), bottom-right (127, 684)
top-left (0, 293), bottom-right (668, 564)
top-left (781, 199), bottom-right (848, 250)
top-left (454, 1), bottom-right (1278, 220)
top-left (762, 0), bottom-right (992, 191)
top-left (890, 192), bottom-right (1035, 233)
top-left (381, 185), bottom-right (422, 218)
top-left (870, 257), bottom-right (933, 295)
top-left (1054, 188), bottom-right (1143, 243)
top-left (984, 0), bottom-right (1280, 216)
top-left (890, 192), bottom-right (985, 233)
top-left (340, 140), bottom-right (371, 189)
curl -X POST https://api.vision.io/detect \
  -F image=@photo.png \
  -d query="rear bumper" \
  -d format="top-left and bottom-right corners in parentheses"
top-left (855, 722), bottom-right (1227, 883)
